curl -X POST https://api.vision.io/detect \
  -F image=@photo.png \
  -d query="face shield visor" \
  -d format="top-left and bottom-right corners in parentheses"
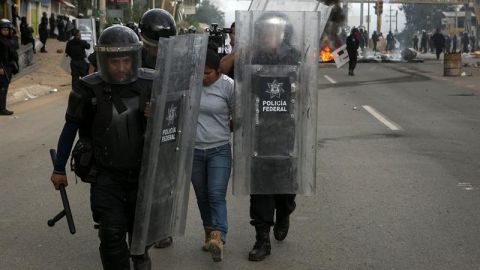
top-left (95, 44), bottom-right (142, 84)
top-left (255, 16), bottom-right (289, 50)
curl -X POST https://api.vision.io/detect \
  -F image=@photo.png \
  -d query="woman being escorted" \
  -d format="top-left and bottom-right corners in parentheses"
top-left (191, 49), bottom-right (234, 262)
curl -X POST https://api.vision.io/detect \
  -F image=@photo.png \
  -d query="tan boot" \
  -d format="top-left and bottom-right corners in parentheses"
top-left (202, 227), bottom-right (214, 251)
top-left (206, 230), bottom-right (224, 262)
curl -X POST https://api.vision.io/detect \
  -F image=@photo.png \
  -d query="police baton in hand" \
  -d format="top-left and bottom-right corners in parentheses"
top-left (48, 149), bottom-right (76, 234)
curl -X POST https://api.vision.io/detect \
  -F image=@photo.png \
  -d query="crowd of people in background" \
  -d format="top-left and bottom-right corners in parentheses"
top-left (412, 29), bottom-right (478, 56)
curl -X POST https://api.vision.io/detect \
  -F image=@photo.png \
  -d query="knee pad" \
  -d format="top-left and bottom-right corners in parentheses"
top-left (98, 225), bottom-right (127, 250)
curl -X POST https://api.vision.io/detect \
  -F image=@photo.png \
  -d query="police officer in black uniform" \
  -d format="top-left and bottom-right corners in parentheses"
top-left (139, 8), bottom-right (176, 69)
top-left (65, 28), bottom-right (91, 86)
top-left (248, 12), bottom-right (300, 262)
top-left (39, 12), bottom-right (49, 53)
top-left (0, 19), bottom-right (18, 115)
top-left (346, 28), bottom-right (360, 76)
top-left (51, 25), bottom-right (154, 270)
top-left (138, 8), bottom-right (177, 249)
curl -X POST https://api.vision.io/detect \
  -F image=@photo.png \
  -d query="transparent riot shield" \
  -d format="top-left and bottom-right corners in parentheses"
top-left (248, 0), bottom-right (332, 36)
top-left (130, 33), bottom-right (208, 255)
top-left (75, 18), bottom-right (96, 56)
top-left (233, 11), bottom-right (321, 196)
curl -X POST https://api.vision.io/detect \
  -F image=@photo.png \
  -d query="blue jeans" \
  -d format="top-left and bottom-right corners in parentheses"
top-left (191, 143), bottom-right (232, 242)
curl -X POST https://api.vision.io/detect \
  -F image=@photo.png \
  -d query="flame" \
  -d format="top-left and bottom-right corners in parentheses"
top-left (320, 45), bottom-right (334, 62)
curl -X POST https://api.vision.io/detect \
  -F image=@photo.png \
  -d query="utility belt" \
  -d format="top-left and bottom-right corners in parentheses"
top-left (70, 138), bottom-right (141, 184)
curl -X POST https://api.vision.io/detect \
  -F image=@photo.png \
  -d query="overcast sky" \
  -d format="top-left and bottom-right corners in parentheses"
top-left (207, 0), bottom-right (406, 34)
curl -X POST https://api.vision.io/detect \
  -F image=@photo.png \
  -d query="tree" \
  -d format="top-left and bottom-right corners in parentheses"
top-left (400, 4), bottom-right (450, 45)
top-left (189, 0), bottom-right (225, 27)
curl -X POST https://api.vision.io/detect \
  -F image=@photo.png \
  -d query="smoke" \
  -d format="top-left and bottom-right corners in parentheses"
top-left (319, 0), bottom-right (346, 46)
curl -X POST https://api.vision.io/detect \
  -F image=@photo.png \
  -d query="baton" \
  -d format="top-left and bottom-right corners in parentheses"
top-left (47, 149), bottom-right (76, 234)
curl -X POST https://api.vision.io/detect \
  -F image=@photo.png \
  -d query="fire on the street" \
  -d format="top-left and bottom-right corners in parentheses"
top-left (320, 45), bottom-right (334, 62)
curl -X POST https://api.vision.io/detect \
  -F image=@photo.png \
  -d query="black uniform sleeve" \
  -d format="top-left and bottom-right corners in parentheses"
top-left (53, 121), bottom-right (79, 173)
top-left (84, 40), bottom-right (91, 50)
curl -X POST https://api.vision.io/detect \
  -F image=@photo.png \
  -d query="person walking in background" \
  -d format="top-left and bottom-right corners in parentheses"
top-left (470, 33), bottom-right (476, 52)
top-left (386, 31), bottom-right (395, 52)
top-left (347, 28), bottom-right (360, 76)
top-left (39, 12), bottom-right (49, 53)
top-left (420, 30), bottom-right (428, 53)
top-left (49, 13), bottom-right (56, 38)
top-left (452, 34), bottom-right (458, 53)
top-left (57, 15), bottom-right (65, 41)
top-left (20, 17), bottom-right (35, 53)
top-left (431, 29), bottom-right (445, 60)
top-left (462, 32), bottom-right (469, 53)
top-left (412, 34), bottom-right (419, 51)
top-left (0, 19), bottom-right (18, 115)
top-left (65, 29), bottom-right (90, 86)
top-left (445, 34), bottom-right (451, 53)
top-left (359, 28), bottom-right (365, 52)
top-left (372, 31), bottom-right (379, 52)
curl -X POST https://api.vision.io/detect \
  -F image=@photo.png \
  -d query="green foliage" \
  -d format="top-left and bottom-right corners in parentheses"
top-left (190, 0), bottom-right (225, 27)
top-left (400, 4), bottom-right (450, 45)
top-left (123, 1), bottom-right (147, 23)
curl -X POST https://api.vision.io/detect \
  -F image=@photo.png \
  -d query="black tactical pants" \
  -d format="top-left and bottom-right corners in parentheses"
top-left (0, 77), bottom-right (10, 111)
top-left (90, 171), bottom-right (150, 270)
top-left (70, 60), bottom-right (88, 87)
top-left (250, 194), bottom-right (296, 227)
top-left (348, 54), bottom-right (357, 72)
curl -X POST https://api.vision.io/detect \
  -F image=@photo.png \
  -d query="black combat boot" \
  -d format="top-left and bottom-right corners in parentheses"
top-left (248, 225), bottom-right (271, 261)
top-left (273, 215), bottom-right (290, 241)
top-left (154, 236), bottom-right (173, 248)
top-left (0, 89), bottom-right (13, 115)
top-left (132, 253), bottom-right (151, 270)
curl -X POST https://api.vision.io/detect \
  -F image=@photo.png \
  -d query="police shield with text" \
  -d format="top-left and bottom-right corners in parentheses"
top-left (50, 25), bottom-right (155, 270)
top-left (138, 8), bottom-right (177, 249)
top-left (233, 11), bottom-right (320, 261)
top-left (130, 32), bottom-right (208, 256)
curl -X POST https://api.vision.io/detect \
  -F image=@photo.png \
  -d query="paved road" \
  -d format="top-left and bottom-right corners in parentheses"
top-left (1, 62), bottom-right (479, 269)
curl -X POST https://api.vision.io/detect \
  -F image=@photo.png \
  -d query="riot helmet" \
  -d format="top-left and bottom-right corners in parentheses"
top-left (0, 19), bottom-right (12, 29)
top-left (254, 12), bottom-right (293, 50)
top-left (95, 25), bottom-right (142, 84)
top-left (139, 9), bottom-right (176, 48)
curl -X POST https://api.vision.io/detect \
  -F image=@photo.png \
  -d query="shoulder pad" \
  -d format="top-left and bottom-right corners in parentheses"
top-left (80, 72), bottom-right (103, 87)
top-left (138, 68), bottom-right (156, 81)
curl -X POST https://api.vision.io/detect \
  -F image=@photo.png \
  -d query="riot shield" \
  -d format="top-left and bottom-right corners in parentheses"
top-left (130, 33), bottom-right (208, 255)
top-left (75, 18), bottom-right (96, 57)
top-left (233, 11), bottom-right (320, 196)
top-left (248, 0), bottom-right (332, 36)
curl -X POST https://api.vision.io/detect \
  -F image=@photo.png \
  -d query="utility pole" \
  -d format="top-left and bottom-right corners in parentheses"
top-left (367, 0), bottom-right (370, 35)
top-left (374, 0), bottom-right (383, 33)
top-left (395, 10), bottom-right (398, 33)
top-left (360, 0), bottom-right (364, 27)
top-left (99, 0), bottom-right (106, 32)
top-left (389, 5), bottom-right (392, 32)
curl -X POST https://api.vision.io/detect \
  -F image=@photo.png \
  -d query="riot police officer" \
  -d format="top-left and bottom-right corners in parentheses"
top-left (139, 8), bottom-right (176, 69)
top-left (346, 28), bottom-right (360, 76)
top-left (65, 29), bottom-right (91, 86)
top-left (0, 19), bottom-right (18, 115)
top-left (138, 8), bottom-right (177, 249)
top-left (50, 25), bottom-right (154, 270)
top-left (247, 12), bottom-right (300, 262)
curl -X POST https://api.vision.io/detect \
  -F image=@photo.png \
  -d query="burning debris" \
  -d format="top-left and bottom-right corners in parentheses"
top-left (320, 43), bottom-right (334, 62)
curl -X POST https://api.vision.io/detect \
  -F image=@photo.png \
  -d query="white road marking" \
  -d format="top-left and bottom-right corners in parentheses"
top-left (457, 182), bottom-right (478, 191)
top-left (362, 105), bottom-right (402, 131)
top-left (324, 75), bottom-right (337, 84)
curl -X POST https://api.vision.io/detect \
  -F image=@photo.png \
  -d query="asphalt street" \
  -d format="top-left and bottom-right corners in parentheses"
top-left (1, 62), bottom-right (479, 270)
